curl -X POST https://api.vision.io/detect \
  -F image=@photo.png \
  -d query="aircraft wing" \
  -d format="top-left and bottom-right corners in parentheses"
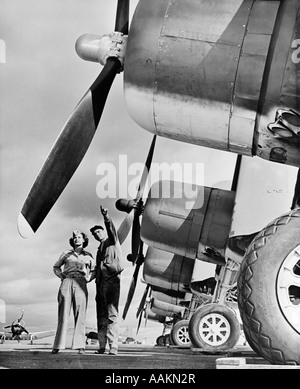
top-left (0, 332), bottom-right (13, 340)
top-left (23, 330), bottom-right (56, 340)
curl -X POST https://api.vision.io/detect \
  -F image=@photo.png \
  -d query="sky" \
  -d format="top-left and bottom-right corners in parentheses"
top-left (0, 0), bottom-right (241, 343)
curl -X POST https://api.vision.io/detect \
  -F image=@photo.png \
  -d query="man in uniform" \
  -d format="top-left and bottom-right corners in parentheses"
top-left (90, 205), bottom-right (123, 355)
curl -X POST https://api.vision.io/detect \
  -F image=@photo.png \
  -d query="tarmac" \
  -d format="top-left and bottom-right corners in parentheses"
top-left (0, 339), bottom-right (269, 370)
top-left (0, 341), bottom-right (222, 370)
top-left (0, 339), bottom-right (298, 379)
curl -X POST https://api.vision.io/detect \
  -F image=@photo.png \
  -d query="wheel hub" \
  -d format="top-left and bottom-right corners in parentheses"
top-left (177, 326), bottom-right (190, 345)
top-left (277, 245), bottom-right (300, 333)
top-left (198, 313), bottom-right (231, 346)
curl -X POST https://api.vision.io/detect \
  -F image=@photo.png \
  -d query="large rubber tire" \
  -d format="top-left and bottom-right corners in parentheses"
top-left (237, 209), bottom-right (300, 365)
top-left (171, 320), bottom-right (191, 346)
top-left (164, 334), bottom-right (174, 345)
top-left (188, 303), bottom-right (240, 351)
top-left (156, 335), bottom-right (165, 346)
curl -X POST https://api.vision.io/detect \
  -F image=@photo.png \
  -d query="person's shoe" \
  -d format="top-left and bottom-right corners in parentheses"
top-left (95, 348), bottom-right (106, 354)
top-left (51, 349), bottom-right (59, 354)
top-left (78, 348), bottom-right (85, 354)
top-left (109, 347), bottom-right (118, 355)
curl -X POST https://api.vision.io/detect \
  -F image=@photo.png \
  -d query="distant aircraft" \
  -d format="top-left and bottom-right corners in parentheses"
top-left (85, 324), bottom-right (98, 345)
top-left (0, 310), bottom-right (56, 345)
top-left (18, 0), bottom-right (300, 365)
top-left (135, 288), bottom-right (190, 347)
top-left (85, 324), bottom-right (132, 345)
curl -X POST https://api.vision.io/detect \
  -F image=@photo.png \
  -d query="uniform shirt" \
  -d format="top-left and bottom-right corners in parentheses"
top-left (53, 249), bottom-right (95, 281)
top-left (95, 217), bottom-right (123, 283)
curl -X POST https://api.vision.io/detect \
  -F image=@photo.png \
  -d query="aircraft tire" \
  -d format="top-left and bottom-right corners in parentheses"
top-left (170, 320), bottom-right (190, 346)
top-left (164, 334), bottom-right (173, 346)
top-left (156, 335), bottom-right (165, 346)
top-left (237, 209), bottom-right (300, 365)
top-left (188, 303), bottom-right (240, 350)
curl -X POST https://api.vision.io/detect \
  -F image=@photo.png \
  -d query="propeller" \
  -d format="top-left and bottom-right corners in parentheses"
top-left (18, 0), bottom-right (130, 238)
top-left (136, 284), bottom-right (151, 334)
top-left (117, 209), bottom-right (134, 245)
top-left (130, 135), bottom-right (157, 263)
top-left (143, 296), bottom-right (152, 329)
top-left (136, 283), bottom-right (151, 319)
top-left (136, 300), bottom-right (152, 335)
top-left (116, 135), bottom-right (157, 320)
top-left (122, 241), bottom-right (145, 320)
top-left (136, 307), bottom-right (144, 335)
top-left (117, 135), bottom-right (157, 257)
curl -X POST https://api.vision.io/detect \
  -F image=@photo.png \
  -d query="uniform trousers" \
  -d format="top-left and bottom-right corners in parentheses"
top-left (96, 277), bottom-right (120, 350)
top-left (53, 277), bottom-right (88, 350)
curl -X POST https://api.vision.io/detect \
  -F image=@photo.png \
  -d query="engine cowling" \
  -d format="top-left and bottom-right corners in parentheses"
top-left (150, 298), bottom-right (185, 318)
top-left (144, 310), bottom-right (166, 324)
top-left (143, 246), bottom-right (194, 293)
top-left (125, 0), bottom-right (300, 167)
top-left (151, 288), bottom-right (190, 306)
top-left (141, 180), bottom-right (234, 264)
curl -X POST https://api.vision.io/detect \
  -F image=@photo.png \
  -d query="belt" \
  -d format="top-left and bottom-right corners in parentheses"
top-left (104, 269), bottom-right (124, 281)
top-left (65, 273), bottom-right (85, 279)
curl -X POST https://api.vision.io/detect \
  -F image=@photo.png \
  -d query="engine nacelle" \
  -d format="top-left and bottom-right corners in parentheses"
top-left (125, 0), bottom-right (300, 167)
top-left (150, 298), bottom-right (185, 318)
top-left (143, 246), bottom-right (194, 293)
top-left (144, 311), bottom-right (166, 324)
top-left (151, 289), bottom-right (190, 306)
top-left (141, 180), bottom-right (234, 264)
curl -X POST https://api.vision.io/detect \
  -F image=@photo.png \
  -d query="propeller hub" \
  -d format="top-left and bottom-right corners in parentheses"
top-left (133, 198), bottom-right (144, 212)
top-left (127, 253), bottom-right (134, 263)
top-left (75, 32), bottom-right (127, 69)
top-left (116, 199), bottom-right (135, 213)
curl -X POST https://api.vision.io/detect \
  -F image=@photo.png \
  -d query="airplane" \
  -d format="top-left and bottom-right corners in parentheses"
top-left (0, 310), bottom-right (56, 345)
top-left (85, 324), bottom-right (139, 345)
top-left (134, 279), bottom-right (194, 348)
top-left (17, 0), bottom-right (300, 366)
top-left (131, 169), bottom-right (243, 349)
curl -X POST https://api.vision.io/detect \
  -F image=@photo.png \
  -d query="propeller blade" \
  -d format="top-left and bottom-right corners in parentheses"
top-left (136, 309), bottom-right (143, 335)
top-left (115, 0), bottom-right (130, 33)
top-left (136, 284), bottom-right (150, 319)
top-left (144, 301), bottom-right (150, 328)
top-left (130, 136), bottom-right (156, 262)
top-left (122, 241), bottom-right (144, 319)
top-left (136, 135), bottom-right (157, 201)
top-left (116, 135), bottom-right (156, 249)
top-left (122, 257), bottom-right (142, 320)
top-left (117, 209), bottom-right (134, 245)
top-left (131, 208), bottom-right (141, 264)
top-left (18, 0), bottom-right (129, 238)
top-left (144, 287), bottom-right (152, 327)
top-left (18, 59), bottom-right (119, 238)
top-left (231, 154), bottom-right (242, 192)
